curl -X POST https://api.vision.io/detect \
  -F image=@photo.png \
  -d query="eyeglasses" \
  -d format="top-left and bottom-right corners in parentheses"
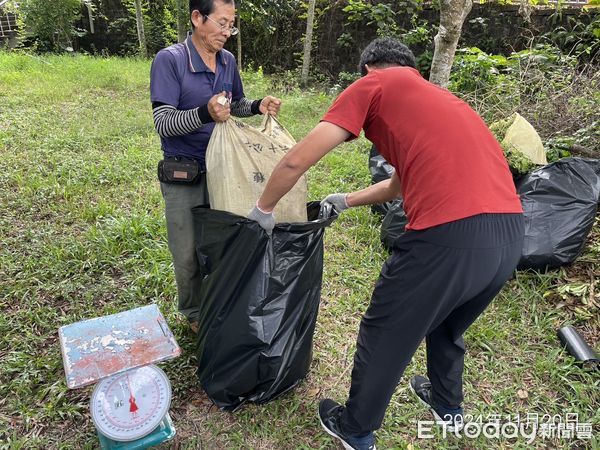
top-left (204, 15), bottom-right (239, 36)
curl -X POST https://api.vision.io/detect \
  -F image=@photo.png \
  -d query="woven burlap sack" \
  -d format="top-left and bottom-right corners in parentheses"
top-left (206, 115), bottom-right (308, 223)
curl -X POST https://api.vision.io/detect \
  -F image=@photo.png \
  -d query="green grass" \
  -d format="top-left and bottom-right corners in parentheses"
top-left (0, 52), bottom-right (598, 449)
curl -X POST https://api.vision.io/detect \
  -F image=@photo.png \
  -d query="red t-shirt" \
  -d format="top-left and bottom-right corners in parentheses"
top-left (322, 67), bottom-right (523, 230)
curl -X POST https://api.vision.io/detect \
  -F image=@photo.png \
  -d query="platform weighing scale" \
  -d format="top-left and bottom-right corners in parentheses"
top-left (59, 305), bottom-right (181, 449)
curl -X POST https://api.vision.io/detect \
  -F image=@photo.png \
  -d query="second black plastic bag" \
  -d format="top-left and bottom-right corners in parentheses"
top-left (517, 157), bottom-right (600, 271)
top-left (369, 145), bottom-right (395, 216)
top-left (191, 202), bottom-right (337, 410)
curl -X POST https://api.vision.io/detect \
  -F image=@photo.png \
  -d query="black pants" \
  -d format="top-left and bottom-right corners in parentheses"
top-left (340, 213), bottom-right (524, 435)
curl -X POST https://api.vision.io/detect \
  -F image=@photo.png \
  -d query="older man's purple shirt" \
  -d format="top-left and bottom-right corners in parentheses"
top-left (150, 34), bottom-right (244, 165)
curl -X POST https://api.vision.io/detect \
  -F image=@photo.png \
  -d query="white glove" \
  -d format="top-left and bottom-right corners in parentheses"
top-left (321, 193), bottom-right (349, 213)
top-left (248, 205), bottom-right (275, 235)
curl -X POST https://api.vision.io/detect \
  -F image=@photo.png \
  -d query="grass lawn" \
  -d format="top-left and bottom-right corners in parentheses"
top-left (0, 53), bottom-right (598, 449)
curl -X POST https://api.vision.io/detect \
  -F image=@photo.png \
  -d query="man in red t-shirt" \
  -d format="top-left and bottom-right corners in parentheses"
top-left (249, 38), bottom-right (524, 450)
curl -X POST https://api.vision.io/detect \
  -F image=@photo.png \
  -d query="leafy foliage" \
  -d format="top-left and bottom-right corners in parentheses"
top-left (338, 0), bottom-right (424, 50)
top-left (143, 0), bottom-right (178, 54)
top-left (450, 44), bottom-right (599, 161)
top-left (13, 0), bottom-right (84, 52)
top-left (235, 0), bottom-right (301, 70)
top-left (450, 47), bottom-right (511, 94)
top-left (542, 12), bottom-right (600, 64)
top-left (401, 15), bottom-right (434, 75)
top-left (342, 0), bottom-right (400, 37)
top-left (336, 70), bottom-right (361, 89)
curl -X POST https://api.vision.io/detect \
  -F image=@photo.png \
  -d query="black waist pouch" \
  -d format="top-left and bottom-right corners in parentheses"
top-left (158, 157), bottom-right (204, 184)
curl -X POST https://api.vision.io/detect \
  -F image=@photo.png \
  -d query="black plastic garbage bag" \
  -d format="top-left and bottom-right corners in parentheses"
top-left (191, 202), bottom-right (337, 410)
top-left (380, 199), bottom-right (408, 251)
top-left (369, 145), bottom-right (394, 184)
top-left (369, 146), bottom-right (395, 216)
top-left (517, 157), bottom-right (600, 271)
top-left (368, 146), bottom-right (409, 249)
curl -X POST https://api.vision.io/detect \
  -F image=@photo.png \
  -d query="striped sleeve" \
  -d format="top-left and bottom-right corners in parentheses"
top-left (231, 97), bottom-right (262, 117)
top-left (153, 104), bottom-right (203, 138)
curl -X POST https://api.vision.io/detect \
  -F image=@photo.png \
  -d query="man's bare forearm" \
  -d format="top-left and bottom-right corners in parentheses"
top-left (347, 172), bottom-right (401, 207)
top-left (257, 122), bottom-right (351, 212)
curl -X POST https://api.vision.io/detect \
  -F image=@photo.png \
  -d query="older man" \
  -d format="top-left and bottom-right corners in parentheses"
top-left (150, 0), bottom-right (281, 331)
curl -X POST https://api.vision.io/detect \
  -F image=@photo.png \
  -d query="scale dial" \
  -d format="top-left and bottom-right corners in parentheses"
top-left (90, 365), bottom-right (171, 442)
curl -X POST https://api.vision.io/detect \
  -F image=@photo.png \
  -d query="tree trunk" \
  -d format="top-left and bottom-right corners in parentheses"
top-left (236, 15), bottom-right (242, 68)
top-left (176, 0), bottom-right (188, 43)
top-left (134, 0), bottom-right (147, 58)
top-left (85, 1), bottom-right (94, 34)
top-left (518, 0), bottom-right (533, 22)
top-left (429, 0), bottom-right (472, 88)
top-left (301, 0), bottom-right (317, 87)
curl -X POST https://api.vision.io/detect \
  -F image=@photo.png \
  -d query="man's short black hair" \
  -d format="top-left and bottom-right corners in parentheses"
top-left (358, 38), bottom-right (417, 76)
top-left (189, 0), bottom-right (234, 27)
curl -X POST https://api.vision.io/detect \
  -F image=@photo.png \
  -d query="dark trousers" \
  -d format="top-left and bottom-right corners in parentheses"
top-left (340, 213), bottom-right (524, 435)
top-left (161, 179), bottom-right (210, 321)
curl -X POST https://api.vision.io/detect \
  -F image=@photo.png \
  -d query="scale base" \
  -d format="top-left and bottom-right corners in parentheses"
top-left (97, 413), bottom-right (176, 450)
